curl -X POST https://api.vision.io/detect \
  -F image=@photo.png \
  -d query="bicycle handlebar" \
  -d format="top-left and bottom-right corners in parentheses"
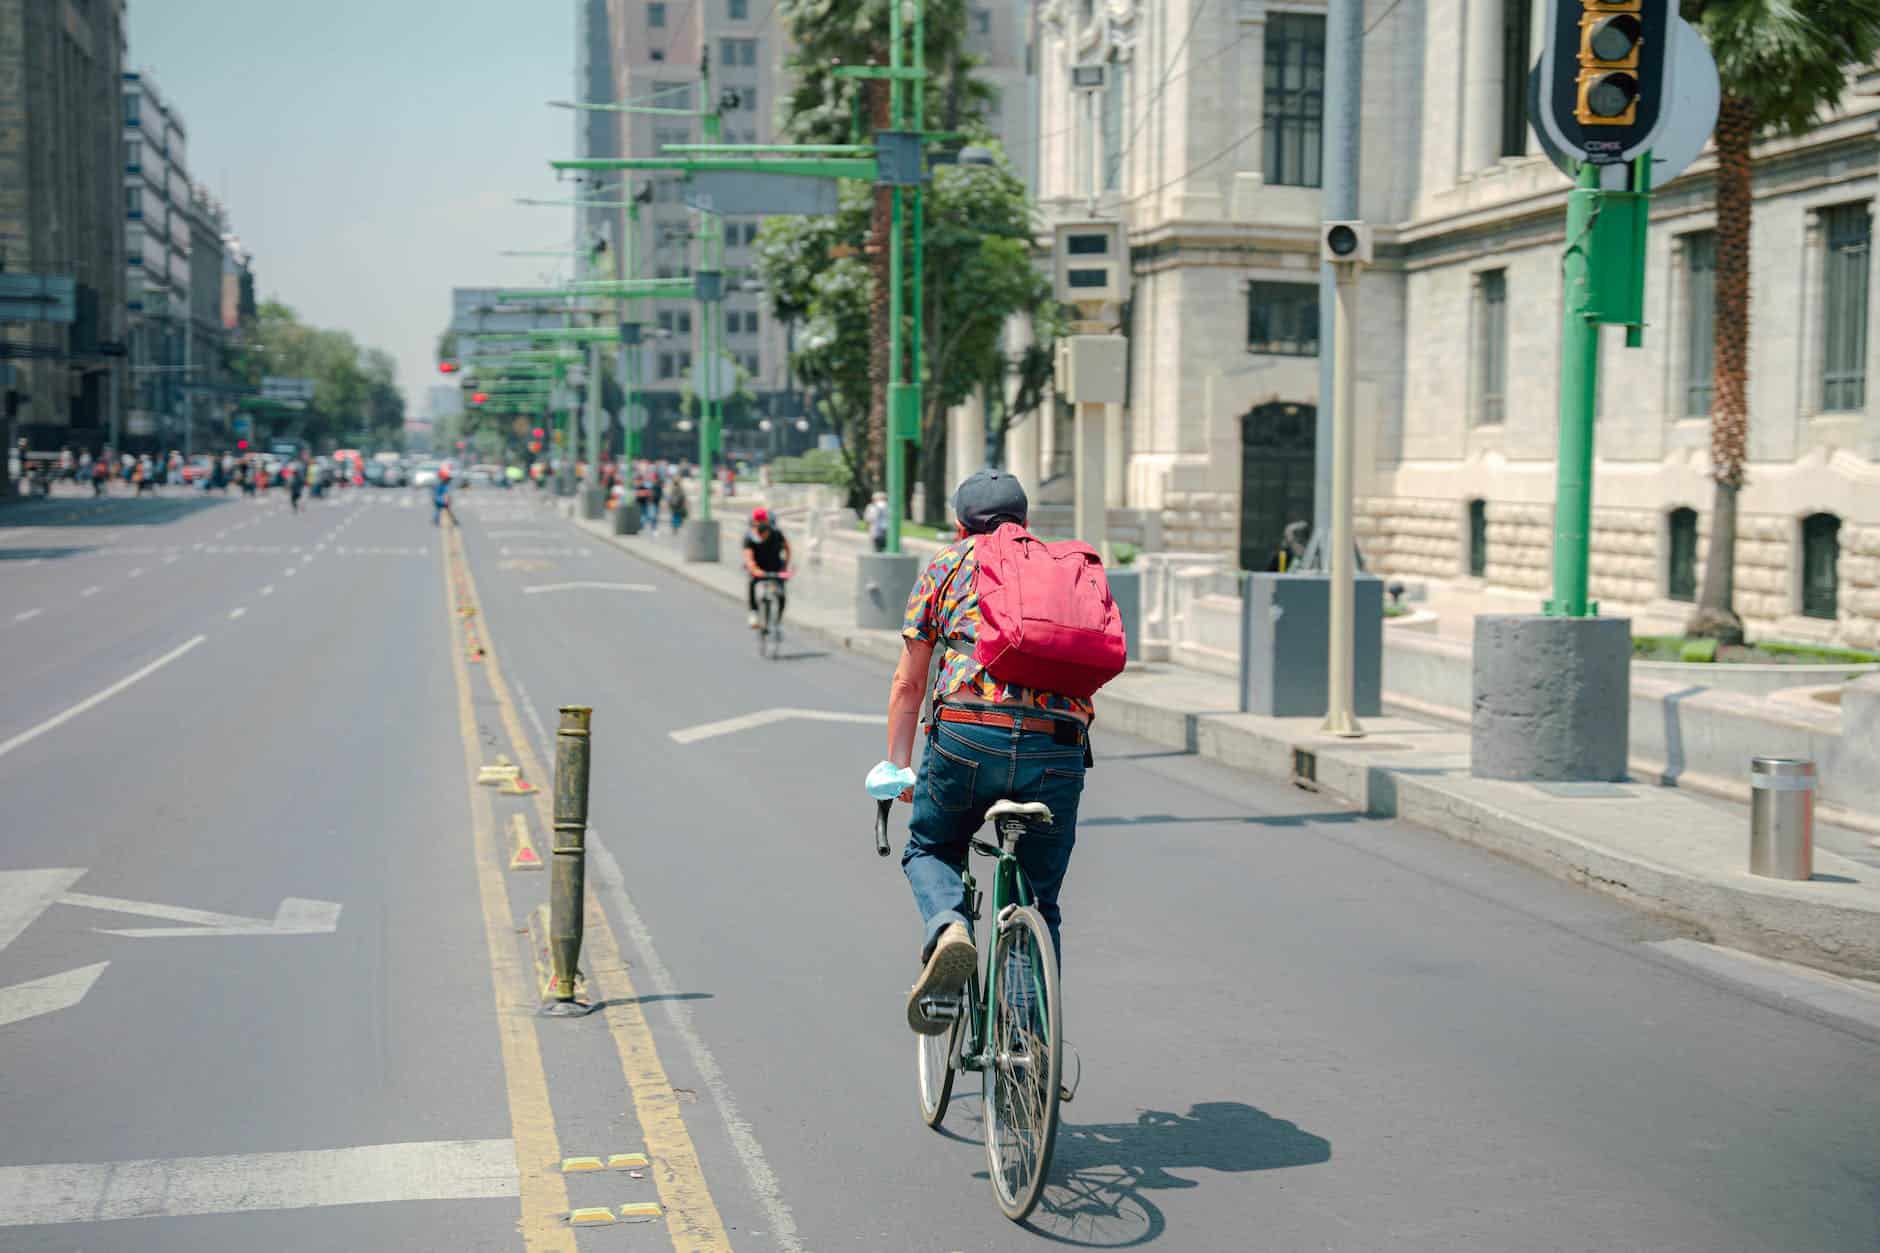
top-left (874, 798), bottom-right (892, 857)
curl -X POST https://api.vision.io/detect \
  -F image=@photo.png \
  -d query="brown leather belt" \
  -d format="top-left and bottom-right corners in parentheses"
top-left (935, 705), bottom-right (1083, 740)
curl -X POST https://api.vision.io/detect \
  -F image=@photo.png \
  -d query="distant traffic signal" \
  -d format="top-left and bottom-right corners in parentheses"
top-left (439, 361), bottom-right (459, 374)
top-left (472, 392), bottom-right (489, 405)
top-left (1535, 0), bottom-right (1673, 170)
top-left (237, 439), bottom-right (249, 450)
top-left (531, 427), bottom-right (545, 440)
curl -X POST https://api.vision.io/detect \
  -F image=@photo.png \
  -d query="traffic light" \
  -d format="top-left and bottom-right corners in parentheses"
top-left (237, 439), bottom-right (249, 450)
top-left (1577, 0), bottom-right (1642, 126)
top-left (439, 360), bottom-right (459, 374)
top-left (1535, 0), bottom-right (1673, 171)
top-left (531, 427), bottom-right (545, 440)
top-left (472, 392), bottom-right (489, 405)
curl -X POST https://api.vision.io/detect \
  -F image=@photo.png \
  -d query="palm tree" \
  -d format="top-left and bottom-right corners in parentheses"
top-left (1681, 1), bottom-right (1880, 642)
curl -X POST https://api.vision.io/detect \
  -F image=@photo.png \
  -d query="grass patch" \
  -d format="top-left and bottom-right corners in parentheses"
top-left (1633, 634), bottom-right (1880, 666)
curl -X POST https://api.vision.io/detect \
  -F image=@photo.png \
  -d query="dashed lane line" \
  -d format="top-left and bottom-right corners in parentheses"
top-left (12, 609), bottom-right (40, 624)
top-left (79, 586), bottom-right (99, 598)
top-left (228, 608), bottom-right (246, 621)
top-left (260, 584), bottom-right (274, 597)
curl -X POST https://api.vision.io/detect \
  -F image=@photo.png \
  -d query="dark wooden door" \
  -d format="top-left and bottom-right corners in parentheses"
top-left (1239, 401), bottom-right (1317, 571)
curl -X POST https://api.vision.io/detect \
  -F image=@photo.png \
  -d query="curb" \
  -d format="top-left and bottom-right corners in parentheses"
top-left (568, 512), bottom-right (1880, 982)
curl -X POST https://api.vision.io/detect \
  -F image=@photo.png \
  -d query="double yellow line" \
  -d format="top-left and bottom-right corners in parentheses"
top-left (441, 522), bottom-right (732, 1251)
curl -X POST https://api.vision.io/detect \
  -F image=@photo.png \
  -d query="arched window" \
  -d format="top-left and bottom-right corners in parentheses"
top-left (1667, 508), bottom-right (1698, 603)
top-left (1468, 500), bottom-right (1488, 578)
top-left (1802, 513), bottom-right (1841, 620)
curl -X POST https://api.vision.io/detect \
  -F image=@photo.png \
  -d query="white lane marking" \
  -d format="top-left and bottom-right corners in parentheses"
top-left (79, 586), bottom-right (99, 598)
top-left (163, 554), bottom-right (178, 564)
top-left (228, 607), bottom-right (246, 620)
top-left (60, 891), bottom-right (341, 938)
top-left (0, 962), bottom-right (110, 1031)
top-left (284, 567), bottom-right (297, 577)
top-left (509, 682), bottom-right (804, 1251)
top-left (24, 559), bottom-right (40, 568)
top-left (12, 609), bottom-right (41, 623)
top-left (0, 1138), bottom-right (518, 1227)
top-left (521, 581), bottom-right (657, 595)
top-left (260, 584), bottom-right (274, 597)
top-left (129, 568), bottom-right (143, 578)
top-left (1647, 939), bottom-right (1880, 1035)
top-left (668, 708), bottom-right (885, 744)
top-left (0, 869), bottom-right (88, 953)
top-left (0, 635), bottom-right (206, 763)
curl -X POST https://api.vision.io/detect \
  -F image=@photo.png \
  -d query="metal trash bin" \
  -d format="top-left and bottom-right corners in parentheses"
top-left (1749, 757), bottom-right (1815, 881)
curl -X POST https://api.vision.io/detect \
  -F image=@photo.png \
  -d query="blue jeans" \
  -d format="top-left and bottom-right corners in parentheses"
top-left (903, 718), bottom-right (1087, 962)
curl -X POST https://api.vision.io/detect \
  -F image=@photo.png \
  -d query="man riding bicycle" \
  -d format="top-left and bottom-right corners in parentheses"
top-left (742, 507), bottom-right (792, 629)
top-left (886, 469), bottom-right (1093, 1035)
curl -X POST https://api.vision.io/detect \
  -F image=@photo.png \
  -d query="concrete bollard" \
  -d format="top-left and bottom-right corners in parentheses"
top-left (613, 498), bottom-right (640, 535)
top-left (543, 705), bottom-right (595, 1015)
top-left (1749, 757), bottom-right (1815, 881)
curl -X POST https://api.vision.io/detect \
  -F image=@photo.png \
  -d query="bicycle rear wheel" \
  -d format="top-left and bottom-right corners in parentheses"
top-left (982, 905), bottom-right (1061, 1222)
top-left (754, 592), bottom-right (771, 655)
top-left (916, 974), bottom-right (971, 1127)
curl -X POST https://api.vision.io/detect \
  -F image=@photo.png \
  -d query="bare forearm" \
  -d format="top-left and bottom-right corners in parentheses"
top-left (888, 643), bottom-right (931, 767)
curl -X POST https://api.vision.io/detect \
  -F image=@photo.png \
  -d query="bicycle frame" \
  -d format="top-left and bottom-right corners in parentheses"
top-left (954, 838), bottom-right (1042, 1074)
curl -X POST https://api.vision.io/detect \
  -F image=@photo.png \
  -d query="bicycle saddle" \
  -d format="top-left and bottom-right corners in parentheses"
top-left (985, 800), bottom-right (1053, 825)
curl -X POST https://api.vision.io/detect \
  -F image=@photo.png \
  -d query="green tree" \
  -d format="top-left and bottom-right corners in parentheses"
top-left (236, 301), bottom-right (406, 450)
top-left (754, 154), bottom-right (1059, 519)
top-left (1680, 1), bottom-right (1880, 641)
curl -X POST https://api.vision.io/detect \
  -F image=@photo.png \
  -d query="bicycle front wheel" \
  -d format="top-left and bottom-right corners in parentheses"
top-left (982, 905), bottom-right (1061, 1222)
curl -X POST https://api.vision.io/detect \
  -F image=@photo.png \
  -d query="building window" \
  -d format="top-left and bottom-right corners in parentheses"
top-left (1683, 231), bottom-right (1716, 417)
top-left (125, 140), bottom-right (141, 171)
top-left (653, 81), bottom-right (692, 110)
top-left (125, 185), bottom-right (142, 216)
top-left (1468, 500), bottom-right (1488, 578)
top-left (737, 352), bottom-right (760, 375)
top-left (1802, 513), bottom-right (1841, 619)
top-left (1821, 203), bottom-right (1870, 412)
top-left (728, 0), bottom-right (748, 17)
top-left (1475, 270), bottom-right (1508, 425)
top-left (722, 37), bottom-right (757, 67)
top-left (648, 1), bottom-right (665, 25)
top-left (1101, 55), bottom-right (1127, 192)
top-left (658, 309), bottom-right (691, 335)
top-left (1246, 281), bottom-right (1319, 357)
top-left (1263, 13), bottom-right (1325, 189)
top-left (972, 7), bottom-right (991, 34)
top-left (659, 353), bottom-right (677, 380)
top-left (1667, 507), bottom-right (1698, 602)
top-left (124, 92), bottom-right (139, 125)
top-left (734, 84), bottom-right (757, 111)
top-left (1500, 0), bottom-right (1533, 157)
top-left (654, 127), bottom-right (693, 153)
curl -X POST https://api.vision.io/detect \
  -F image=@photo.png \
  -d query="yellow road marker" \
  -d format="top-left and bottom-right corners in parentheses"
top-left (560, 1157), bottom-right (605, 1173)
top-left (528, 904), bottom-right (588, 1004)
top-left (446, 525), bottom-right (734, 1252)
top-left (569, 1207), bottom-right (617, 1226)
top-left (509, 814), bottom-right (544, 871)
top-left (619, 1202), bottom-right (663, 1221)
top-left (501, 775), bottom-right (539, 796)
top-left (608, 1153), bottom-right (649, 1170)
top-left (441, 536), bottom-right (576, 1253)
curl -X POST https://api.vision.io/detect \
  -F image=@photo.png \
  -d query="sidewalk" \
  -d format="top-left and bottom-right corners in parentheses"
top-left (568, 504), bottom-right (1880, 983)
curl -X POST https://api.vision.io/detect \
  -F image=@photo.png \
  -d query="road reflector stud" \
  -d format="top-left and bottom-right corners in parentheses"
top-left (502, 776), bottom-right (537, 795)
top-left (568, 1207), bottom-right (616, 1225)
top-left (509, 814), bottom-right (544, 870)
top-left (608, 1153), bottom-right (649, 1170)
top-left (561, 1156), bottom-right (604, 1173)
top-left (618, 1202), bottom-right (662, 1221)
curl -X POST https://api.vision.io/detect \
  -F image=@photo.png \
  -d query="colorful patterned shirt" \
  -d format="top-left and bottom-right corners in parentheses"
top-left (902, 537), bottom-right (1095, 719)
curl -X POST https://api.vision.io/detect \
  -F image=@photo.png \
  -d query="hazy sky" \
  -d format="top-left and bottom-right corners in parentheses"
top-left (127, 1), bottom-right (591, 418)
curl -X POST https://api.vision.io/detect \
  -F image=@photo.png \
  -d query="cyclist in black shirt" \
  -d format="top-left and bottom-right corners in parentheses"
top-left (742, 507), bottom-right (792, 628)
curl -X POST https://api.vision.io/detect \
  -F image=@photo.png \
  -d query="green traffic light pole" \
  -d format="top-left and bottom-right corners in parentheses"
top-left (1548, 152), bottom-right (1652, 619)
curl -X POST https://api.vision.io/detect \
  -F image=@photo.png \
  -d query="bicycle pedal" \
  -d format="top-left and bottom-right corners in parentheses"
top-left (918, 996), bottom-right (962, 1023)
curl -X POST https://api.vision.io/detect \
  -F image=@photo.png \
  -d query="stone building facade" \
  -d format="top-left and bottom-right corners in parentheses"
top-left (0, 0), bottom-right (127, 462)
top-left (1028, 0), bottom-right (1880, 648)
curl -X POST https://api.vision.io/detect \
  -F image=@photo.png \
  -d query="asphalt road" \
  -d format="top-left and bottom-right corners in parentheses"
top-left (1, 483), bottom-right (1876, 1251)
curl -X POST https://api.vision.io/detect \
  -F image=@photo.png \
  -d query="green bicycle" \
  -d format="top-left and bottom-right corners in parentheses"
top-left (875, 796), bottom-right (1063, 1222)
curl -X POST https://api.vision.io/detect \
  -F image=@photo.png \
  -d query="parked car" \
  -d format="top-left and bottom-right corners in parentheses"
top-left (468, 464), bottom-right (501, 488)
top-left (411, 461), bottom-right (442, 489)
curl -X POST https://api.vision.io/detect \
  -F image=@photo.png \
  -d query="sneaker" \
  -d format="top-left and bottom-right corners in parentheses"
top-left (747, 612), bottom-right (760, 628)
top-left (907, 923), bottom-right (976, 1035)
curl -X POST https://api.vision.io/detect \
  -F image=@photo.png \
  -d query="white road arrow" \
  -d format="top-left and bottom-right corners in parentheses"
top-left (0, 868), bottom-right (88, 952)
top-left (0, 962), bottom-right (109, 1030)
top-left (668, 708), bottom-right (885, 745)
top-left (59, 892), bottom-right (343, 939)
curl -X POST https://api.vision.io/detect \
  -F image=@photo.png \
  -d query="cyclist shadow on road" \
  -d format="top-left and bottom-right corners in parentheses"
top-left (981, 1100), bottom-right (1331, 1247)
